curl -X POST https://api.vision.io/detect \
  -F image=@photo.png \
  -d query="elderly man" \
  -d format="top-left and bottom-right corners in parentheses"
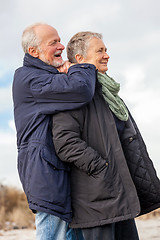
top-left (12, 24), bottom-right (96, 240)
top-left (52, 32), bottom-right (160, 240)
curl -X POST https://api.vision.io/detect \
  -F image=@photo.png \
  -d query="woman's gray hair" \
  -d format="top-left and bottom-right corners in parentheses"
top-left (21, 23), bottom-right (45, 53)
top-left (67, 31), bottom-right (102, 63)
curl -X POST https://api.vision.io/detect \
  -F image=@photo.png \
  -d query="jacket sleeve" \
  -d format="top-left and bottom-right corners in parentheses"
top-left (30, 64), bottom-right (96, 113)
top-left (52, 109), bottom-right (107, 175)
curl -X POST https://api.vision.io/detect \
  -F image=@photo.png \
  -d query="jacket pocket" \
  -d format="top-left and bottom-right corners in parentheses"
top-left (18, 144), bottom-right (36, 194)
top-left (122, 134), bottom-right (137, 145)
top-left (26, 143), bottom-right (71, 203)
top-left (41, 145), bottom-right (70, 171)
top-left (87, 161), bottom-right (118, 202)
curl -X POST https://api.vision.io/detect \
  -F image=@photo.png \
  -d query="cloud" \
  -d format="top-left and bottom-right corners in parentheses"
top-left (0, 85), bottom-right (13, 112)
top-left (0, 125), bottom-right (20, 187)
top-left (0, 141), bottom-right (20, 188)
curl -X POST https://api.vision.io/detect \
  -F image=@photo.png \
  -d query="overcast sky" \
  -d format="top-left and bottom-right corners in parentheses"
top-left (0, 0), bottom-right (160, 188)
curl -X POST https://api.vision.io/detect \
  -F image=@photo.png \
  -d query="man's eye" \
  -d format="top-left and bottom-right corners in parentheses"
top-left (50, 41), bottom-right (57, 46)
top-left (97, 49), bottom-right (102, 53)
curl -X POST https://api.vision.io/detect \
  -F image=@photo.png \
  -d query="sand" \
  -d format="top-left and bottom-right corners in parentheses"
top-left (136, 218), bottom-right (160, 240)
top-left (0, 218), bottom-right (160, 239)
top-left (0, 229), bottom-right (36, 240)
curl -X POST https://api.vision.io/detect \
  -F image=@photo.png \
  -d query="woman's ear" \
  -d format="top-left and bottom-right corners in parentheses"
top-left (75, 54), bottom-right (85, 64)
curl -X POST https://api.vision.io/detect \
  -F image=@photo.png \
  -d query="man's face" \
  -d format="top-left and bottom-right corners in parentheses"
top-left (36, 25), bottom-right (65, 67)
top-left (82, 37), bottom-right (110, 73)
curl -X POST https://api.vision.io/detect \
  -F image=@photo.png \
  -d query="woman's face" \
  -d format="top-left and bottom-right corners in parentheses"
top-left (82, 37), bottom-right (110, 73)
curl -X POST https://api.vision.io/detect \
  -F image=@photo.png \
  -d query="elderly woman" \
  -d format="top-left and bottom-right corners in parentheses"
top-left (52, 32), bottom-right (160, 240)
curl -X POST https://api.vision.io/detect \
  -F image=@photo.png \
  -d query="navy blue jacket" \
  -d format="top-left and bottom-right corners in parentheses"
top-left (12, 53), bottom-right (96, 222)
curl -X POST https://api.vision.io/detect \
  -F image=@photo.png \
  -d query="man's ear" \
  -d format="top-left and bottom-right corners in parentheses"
top-left (75, 54), bottom-right (85, 64)
top-left (28, 47), bottom-right (39, 58)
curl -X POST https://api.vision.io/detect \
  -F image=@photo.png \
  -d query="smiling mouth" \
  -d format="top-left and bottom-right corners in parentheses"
top-left (54, 51), bottom-right (62, 58)
top-left (101, 62), bottom-right (108, 65)
top-left (101, 63), bottom-right (107, 66)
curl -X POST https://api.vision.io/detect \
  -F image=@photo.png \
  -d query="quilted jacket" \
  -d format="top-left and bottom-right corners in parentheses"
top-left (12, 53), bottom-right (96, 222)
top-left (52, 82), bottom-right (160, 228)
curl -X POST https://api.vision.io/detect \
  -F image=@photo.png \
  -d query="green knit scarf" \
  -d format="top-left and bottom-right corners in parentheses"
top-left (97, 71), bottom-right (128, 121)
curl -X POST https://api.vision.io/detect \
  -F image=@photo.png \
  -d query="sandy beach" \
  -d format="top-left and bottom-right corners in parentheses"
top-left (136, 218), bottom-right (160, 240)
top-left (0, 229), bottom-right (36, 240)
top-left (0, 218), bottom-right (160, 239)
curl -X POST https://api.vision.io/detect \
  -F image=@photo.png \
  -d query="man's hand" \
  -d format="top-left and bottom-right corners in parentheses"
top-left (57, 61), bottom-right (72, 73)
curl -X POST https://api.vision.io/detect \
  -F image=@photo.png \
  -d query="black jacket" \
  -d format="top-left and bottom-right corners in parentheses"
top-left (12, 53), bottom-right (96, 222)
top-left (52, 82), bottom-right (160, 228)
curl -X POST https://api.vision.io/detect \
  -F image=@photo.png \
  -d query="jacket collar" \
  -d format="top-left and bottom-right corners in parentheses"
top-left (23, 53), bottom-right (59, 74)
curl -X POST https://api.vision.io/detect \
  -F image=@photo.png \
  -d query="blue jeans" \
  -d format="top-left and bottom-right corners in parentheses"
top-left (35, 212), bottom-right (83, 240)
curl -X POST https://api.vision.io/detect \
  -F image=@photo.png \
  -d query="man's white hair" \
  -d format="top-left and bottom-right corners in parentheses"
top-left (21, 22), bottom-right (46, 53)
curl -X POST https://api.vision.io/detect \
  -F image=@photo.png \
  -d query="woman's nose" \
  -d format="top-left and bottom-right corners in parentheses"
top-left (104, 52), bottom-right (110, 59)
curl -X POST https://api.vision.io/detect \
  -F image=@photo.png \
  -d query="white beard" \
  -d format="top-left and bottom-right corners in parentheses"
top-left (39, 51), bottom-right (64, 68)
top-left (51, 59), bottom-right (65, 68)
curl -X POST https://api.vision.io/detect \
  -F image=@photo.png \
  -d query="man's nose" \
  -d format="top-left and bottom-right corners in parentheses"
top-left (57, 42), bottom-right (65, 50)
